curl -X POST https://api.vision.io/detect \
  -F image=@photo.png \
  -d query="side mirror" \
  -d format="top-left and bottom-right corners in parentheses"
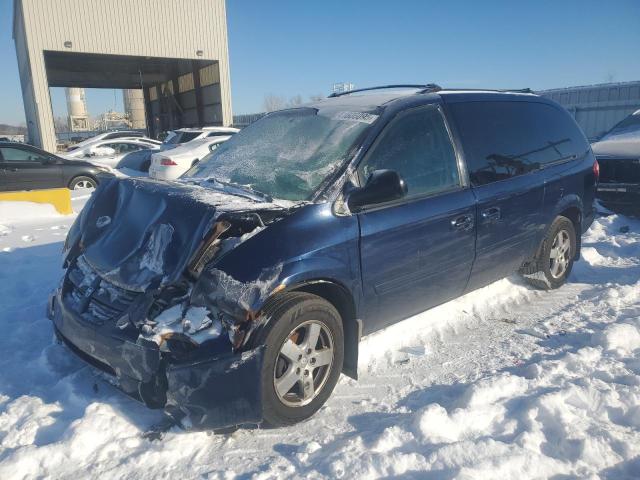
top-left (346, 169), bottom-right (407, 211)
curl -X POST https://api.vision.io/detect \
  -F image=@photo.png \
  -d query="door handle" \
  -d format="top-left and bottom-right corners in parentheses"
top-left (451, 214), bottom-right (474, 231)
top-left (481, 207), bottom-right (501, 222)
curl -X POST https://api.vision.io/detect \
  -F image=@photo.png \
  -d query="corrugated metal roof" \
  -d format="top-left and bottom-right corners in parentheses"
top-left (538, 81), bottom-right (640, 140)
top-left (13, 0), bottom-right (232, 151)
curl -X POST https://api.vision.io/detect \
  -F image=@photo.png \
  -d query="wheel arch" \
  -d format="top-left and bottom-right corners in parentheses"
top-left (557, 204), bottom-right (583, 259)
top-left (269, 279), bottom-right (360, 380)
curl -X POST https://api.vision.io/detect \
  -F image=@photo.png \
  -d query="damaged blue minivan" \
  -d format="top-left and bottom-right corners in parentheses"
top-left (49, 85), bottom-right (598, 430)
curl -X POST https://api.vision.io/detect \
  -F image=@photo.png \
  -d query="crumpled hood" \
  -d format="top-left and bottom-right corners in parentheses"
top-left (66, 177), bottom-right (280, 291)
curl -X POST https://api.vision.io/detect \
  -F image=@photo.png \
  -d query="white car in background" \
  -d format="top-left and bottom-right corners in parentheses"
top-left (149, 135), bottom-right (232, 180)
top-left (63, 137), bottom-right (162, 168)
top-left (162, 126), bottom-right (238, 148)
top-left (65, 130), bottom-right (145, 152)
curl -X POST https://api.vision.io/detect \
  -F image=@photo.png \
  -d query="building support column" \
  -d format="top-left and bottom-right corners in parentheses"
top-left (143, 87), bottom-right (154, 138)
top-left (192, 62), bottom-right (204, 127)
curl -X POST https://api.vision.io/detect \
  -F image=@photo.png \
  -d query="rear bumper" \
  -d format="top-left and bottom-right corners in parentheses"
top-left (48, 289), bottom-right (264, 429)
top-left (597, 183), bottom-right (640, 207)
top-left (148, 164), bottom-right (184, 180)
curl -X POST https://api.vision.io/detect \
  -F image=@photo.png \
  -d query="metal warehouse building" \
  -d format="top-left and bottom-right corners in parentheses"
top-left (539, 81), bottom-right (640, 141)
top-left (13, 0), bottom-right (233, 152)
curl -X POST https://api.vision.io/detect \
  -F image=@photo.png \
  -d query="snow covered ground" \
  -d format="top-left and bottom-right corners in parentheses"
top-left (0, 198), bottom-right (639, 479)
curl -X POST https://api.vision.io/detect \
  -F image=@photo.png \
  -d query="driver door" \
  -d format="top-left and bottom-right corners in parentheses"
top-left (356, 105), bottom-right (477, 332)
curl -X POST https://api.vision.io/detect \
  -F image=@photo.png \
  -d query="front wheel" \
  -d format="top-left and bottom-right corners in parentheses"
top-left (253, 292), bottom-right (344, 427)
top-left (521, 216), bottom-right (576, 290)
top-left (69, 176), bottom-right (97, 190)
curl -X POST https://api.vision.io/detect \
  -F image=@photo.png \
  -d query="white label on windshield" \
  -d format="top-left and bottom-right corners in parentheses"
top-left (333, 111), bottom-right (379, 124)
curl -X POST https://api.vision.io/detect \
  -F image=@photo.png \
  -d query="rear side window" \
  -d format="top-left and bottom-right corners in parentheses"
top-left (358, 106), bottom-right (460, 199)
top-left (206, 132), bottom-right (234, 138)
top-left (103, 143), bottom-right (142, 153)
top-left (449, 101), bottom-right (589, 186)
top-left (105, 132), bottom-right (142, 139)
top-left (177, 132), bottom-right (201, 143)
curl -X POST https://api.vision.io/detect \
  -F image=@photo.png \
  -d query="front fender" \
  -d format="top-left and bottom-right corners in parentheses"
top-left (190, 202), bottom-right (361, 349)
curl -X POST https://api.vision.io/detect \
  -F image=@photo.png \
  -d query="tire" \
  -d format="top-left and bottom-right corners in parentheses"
top-left (521, 216), bottom-right (576, 290)
top-left (68, 176), bottom-right (97, 190)
top-left (251, 292), bottom-right (344, 427)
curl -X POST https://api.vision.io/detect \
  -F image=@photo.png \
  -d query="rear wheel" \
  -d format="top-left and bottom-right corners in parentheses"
top-left (69, 176), bottom-right (97, 190)
top-left (253, 292), bottom-right (343, 427)
top-left (521, 216), bottom-right (576, 290)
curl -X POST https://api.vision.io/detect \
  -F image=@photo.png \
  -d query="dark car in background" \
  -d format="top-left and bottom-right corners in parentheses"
top-left (592, 110), bottom-right (640, 213)
top-left (0, 141), bottom-right (113, 191)
top-left (48, 85), bottom-right (597, 431)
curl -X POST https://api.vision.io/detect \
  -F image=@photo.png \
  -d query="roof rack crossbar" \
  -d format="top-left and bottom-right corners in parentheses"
top-left (328, 84), bottom-right (442, 98)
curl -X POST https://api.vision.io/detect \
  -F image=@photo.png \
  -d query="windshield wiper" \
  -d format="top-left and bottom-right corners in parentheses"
top-left (204, 177), bottom-right (273, 203)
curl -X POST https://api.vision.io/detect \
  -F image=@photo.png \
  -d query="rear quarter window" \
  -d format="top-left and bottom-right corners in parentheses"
top-left (449, 101), bottom-right (589, 186)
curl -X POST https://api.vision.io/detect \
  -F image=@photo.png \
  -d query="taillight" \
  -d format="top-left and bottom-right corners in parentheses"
top-left (160, 158), bottom-right (178, 166)
top-left (593, 159), bottom-right (600, 182)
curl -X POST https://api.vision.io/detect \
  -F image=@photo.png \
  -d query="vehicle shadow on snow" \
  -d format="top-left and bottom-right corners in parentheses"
top-left (0, 242), bottom-right (164, 454)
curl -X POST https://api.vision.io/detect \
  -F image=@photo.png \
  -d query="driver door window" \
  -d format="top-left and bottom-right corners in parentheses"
top-left (0, 147), bottom-right (49, 163)
top-left (357, 106), bottom-right (460, 201)
top-left (103, 143), bottom-right (139, 154)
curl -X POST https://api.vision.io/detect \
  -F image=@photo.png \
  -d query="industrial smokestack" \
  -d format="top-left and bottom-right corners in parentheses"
top-left (123, 89), bottom-right (146, 129)
top-left (65, 87), bottom-right (89, 131)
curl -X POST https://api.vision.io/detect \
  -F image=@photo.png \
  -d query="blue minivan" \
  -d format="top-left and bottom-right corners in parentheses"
top-left (49, 85), bottom-right (598, 429)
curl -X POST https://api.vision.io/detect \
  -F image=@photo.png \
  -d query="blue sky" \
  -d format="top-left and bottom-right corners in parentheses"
top-left (1, 0), bottom-right (639, 125)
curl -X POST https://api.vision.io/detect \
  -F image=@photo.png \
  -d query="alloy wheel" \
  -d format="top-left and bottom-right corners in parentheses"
top-left (549, 229), bottom-right (571, 279)
top-left (273, 320), bottom-right (334, 407)
top-left (73, 180), bottom-right (95, 190)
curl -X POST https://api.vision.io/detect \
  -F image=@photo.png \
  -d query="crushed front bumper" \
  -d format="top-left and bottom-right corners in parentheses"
top-left (48, 289), bottom-right (265, 430)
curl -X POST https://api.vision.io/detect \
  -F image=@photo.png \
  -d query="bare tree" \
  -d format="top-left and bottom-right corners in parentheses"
top-left (53, 116), bottom-right (69, 133)
top-left (263, 94), bottom-right (287, 112)
top-left (309, 93), bottom-right (324, 102)
top-left (288, 94), bottom-right (304, 107)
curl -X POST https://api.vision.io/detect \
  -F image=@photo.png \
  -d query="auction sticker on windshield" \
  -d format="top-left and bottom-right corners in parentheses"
top-left (332, 111), bottom-right (379, 124)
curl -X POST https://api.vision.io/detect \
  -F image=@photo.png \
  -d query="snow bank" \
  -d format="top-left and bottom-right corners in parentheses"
top-left (0, 201), bottom-right (61, 224)
top-left (593, 323), bottom-right (640, 353)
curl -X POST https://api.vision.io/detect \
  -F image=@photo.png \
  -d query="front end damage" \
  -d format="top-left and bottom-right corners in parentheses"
top-left (49, 177), bottom-right (295, 429)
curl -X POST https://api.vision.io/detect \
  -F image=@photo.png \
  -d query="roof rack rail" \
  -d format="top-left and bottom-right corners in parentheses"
top-left (328, 84), bottom-right (442, 98)
top-left (437, 87), bottom-right (533, 94)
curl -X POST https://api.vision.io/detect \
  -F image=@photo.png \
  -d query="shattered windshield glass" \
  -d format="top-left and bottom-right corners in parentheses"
top-left (165, 131), bottom-right (200, 145)
top-left (184, 107), bottom-right (374, 201)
